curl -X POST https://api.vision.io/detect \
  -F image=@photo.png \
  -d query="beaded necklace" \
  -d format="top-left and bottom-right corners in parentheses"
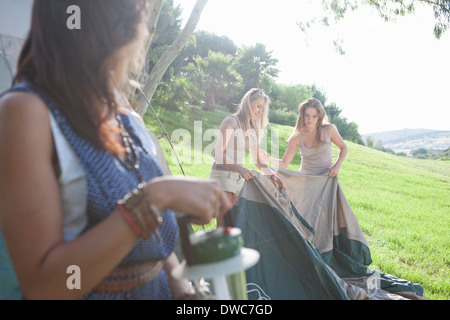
top-left (116, 112), bottom-right (143, 184)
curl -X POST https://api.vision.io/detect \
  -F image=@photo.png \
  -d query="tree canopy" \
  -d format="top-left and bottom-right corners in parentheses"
top-left (298, 0), bottom-right (450, 54)
top-left (133, 0), bottom-right (450, 146)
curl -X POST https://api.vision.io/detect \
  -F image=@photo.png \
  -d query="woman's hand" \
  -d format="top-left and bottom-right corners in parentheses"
top-left (147, 176), bottom-right (232, 225)
top-left (270, 173), bottom-right (287, 190)
top-left (169, 277), bottom-right (196, 300)
top-left (164, 253), bottom-right (196, 300)
top-left (329, 163), bottom-right (340, 177)
top-left (238, 167), bottom-right (255, 181)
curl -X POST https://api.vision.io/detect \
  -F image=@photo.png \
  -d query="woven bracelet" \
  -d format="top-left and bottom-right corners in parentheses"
top-left (117, 203), bottom-right (143, 238)
top-left (117, 183), bottom-right (163, 241)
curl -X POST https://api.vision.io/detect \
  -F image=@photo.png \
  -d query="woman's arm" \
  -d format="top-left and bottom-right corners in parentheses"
top-left (0, 92), bottom-right (121, 299)
top-left (327, 125), bottom-right (347, 177)
top-left (251, 143), bottom-right (287, 190)
top-left (0, 93), bottom-right (230, 299)
top-left (261, 136), bottom-right (299, 169)
top-left (251, 143), bottom-right (273, 174)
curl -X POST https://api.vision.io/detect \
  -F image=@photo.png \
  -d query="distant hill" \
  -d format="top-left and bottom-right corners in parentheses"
top-left (361, 129), bottom-right (450, 154)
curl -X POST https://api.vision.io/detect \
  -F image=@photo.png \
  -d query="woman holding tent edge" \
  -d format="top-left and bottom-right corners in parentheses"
top-left (261, 97), bottom-right (348, 231)
top-left (249, 97), bottom-right (425, 299)
top-left (262, 97), bottom-right (348, 178)
top-left (209, 88), bottom-right (286, 216)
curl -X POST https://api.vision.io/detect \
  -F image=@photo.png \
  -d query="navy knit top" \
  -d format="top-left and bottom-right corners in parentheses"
top-left (4, 84), bottom-right (179, 299)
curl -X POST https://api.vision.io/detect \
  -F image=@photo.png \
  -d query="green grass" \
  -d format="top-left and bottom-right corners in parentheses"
top-left (144, 107), bottom-right (450, 300)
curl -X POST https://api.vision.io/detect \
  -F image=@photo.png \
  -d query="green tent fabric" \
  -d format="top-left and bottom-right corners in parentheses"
top-left (0, 232), bottom-right (21, 300)
top-left (231, 170), bottom-right (424, 300)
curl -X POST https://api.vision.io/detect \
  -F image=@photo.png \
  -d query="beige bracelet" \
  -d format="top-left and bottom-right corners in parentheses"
top-left (117, 182), bottom-right (163, 241)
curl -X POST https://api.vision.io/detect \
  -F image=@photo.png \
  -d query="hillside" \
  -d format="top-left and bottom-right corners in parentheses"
top-left (144, 109), bottom-right (450, 300)
top-left (361, 129), bottom-right (450, 154)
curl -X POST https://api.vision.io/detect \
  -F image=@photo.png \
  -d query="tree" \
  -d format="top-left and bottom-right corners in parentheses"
top-left (135, 0), bottom-right (181, 90)
top-left (150, 68), bottom-right (198, 111)
top-left (324, 102), bottom-right (342, 120)
top-left (310, 85), bottom-right (364, 144)
top-left (172, 30), bottom-right (238, 80)
top-left (331, 116), bottom-right (364, 144)
top-left (412, 147), bottom-right (429, 158)
top-left (184, 51), bottom-right (242, 111)
top-left (271, 83), bottom-right (313, 112)
top-left (439, 146), bottom-right (450, 160)
top-left (132, 0), bottom-right (164, 87)
top-left (366, 136), bottom-right (375, 148)
top-left (298, 0), bottom-right (450, 54)
top-left (234, 43), bottom-right (279, 90)
top-left (183, 30), bottom-right (237, 60)
top-left (134, 0), bottom-right (209, 116)
top-left (267, 83), bottom-right (312, 126)
top-left (309, 84), bottom-right (328, 107)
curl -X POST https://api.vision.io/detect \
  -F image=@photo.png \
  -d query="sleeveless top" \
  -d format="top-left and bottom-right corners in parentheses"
top-left (211, 115), bottom-right (257, 172)
top-left (298, 127), bottom-right (333, 175)
top-left (0, 84), bottom-right (178, 300)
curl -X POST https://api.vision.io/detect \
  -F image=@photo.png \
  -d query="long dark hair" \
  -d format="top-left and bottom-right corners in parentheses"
top-left (14, 0), bottom-right (150, 153)
top-left (289, 98), bottom-right (331, 143)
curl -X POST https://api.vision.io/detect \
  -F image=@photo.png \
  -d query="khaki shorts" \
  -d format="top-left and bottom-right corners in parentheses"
top-left (209, 168), bottom-right (244, 195)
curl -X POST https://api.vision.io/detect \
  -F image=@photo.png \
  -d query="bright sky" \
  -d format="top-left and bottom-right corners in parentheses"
top-left (174, 0), bottom-right (450, 134)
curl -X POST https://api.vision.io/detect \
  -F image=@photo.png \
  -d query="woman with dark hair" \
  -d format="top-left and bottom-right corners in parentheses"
top-left (262, 98), bottom-right (347, 176)
top-left (243, 98), bottom-right (424, 300)
top-left (0, 0), bottom-right (230, 300)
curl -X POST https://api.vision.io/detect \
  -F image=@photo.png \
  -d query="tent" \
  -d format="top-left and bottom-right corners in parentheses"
top-left (0, 0), bottom-right (31, 299)
top-left (231, 170), bottom-right (425, 300)
top-left (0, 0), bottom-right (32, 93)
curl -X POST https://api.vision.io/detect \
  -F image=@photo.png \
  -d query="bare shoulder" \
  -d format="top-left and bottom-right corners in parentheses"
top-left (0, 90), bottom-right (52, 149)
top-left (325, 124), bottom-right (340, 137)
top-left (287, 134), bottom-right (301, 147)
top-left (0, 90), bottom-right (49, 121)
top-left (219, 116), bottom-right (235, 131)
top-left (325, 124), bottom-right (347, 149)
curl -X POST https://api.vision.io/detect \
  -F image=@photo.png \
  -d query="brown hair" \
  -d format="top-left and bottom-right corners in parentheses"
top-left (14, 0), bottom-right (150, 153)
top-left (289, 98), bottom-right (331, 143)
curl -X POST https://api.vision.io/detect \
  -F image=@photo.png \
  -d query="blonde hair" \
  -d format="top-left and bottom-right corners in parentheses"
top-left (234, 88), bottom-right (270, 142)
top-left (289, 98), bottom-right (331, 143)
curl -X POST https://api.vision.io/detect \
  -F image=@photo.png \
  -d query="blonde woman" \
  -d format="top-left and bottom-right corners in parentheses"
top-left (262, 98), bottom-right (347, 177)
top-left (210, 88), bottom-right (285, 208)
